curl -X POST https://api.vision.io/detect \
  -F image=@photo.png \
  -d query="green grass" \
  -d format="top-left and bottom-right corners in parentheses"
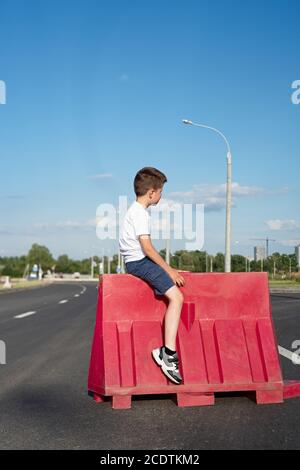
top-left (268, 279), bottom-right (300, 288)
top-left (0, 279), bottom-right (52, 290)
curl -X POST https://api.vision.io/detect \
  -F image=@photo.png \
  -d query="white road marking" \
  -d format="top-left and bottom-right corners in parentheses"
top-left (278, 345), bottom-right (300, 364)
top-left (14, 311), bottom-right (37, 319)
top-left (278, 345), bottom-right (294, 361)
top-left (13, 286), bottom-right (85, 319)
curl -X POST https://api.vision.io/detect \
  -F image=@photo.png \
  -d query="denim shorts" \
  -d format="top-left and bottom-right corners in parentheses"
top-left (125, 256), bottom-right (175, 296)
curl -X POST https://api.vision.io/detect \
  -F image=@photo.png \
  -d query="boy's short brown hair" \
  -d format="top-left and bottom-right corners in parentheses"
top-left (134, 167), bottom-right (167, 196)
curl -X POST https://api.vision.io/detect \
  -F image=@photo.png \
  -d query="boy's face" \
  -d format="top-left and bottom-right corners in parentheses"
top-left (148, 186), bottom-right (163, 205)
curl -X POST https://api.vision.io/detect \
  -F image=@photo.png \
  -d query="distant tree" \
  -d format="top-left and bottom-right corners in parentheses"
top-left (231, 255), bottom-right (248, 272)
top-left (27, 244), bottom-right (54, 271)
top-left (0, 255), bottom-right (27, 277)
top-left (79, 258), bottom-right (92, 275)
top-left (214, 252), bottom-right (225, 272)
top-left (2, 245), bottom-right (297, 279)
top-left (55, 255), bottom-right (72, 273)
top-left (193, 251), bottom-right (207, 272)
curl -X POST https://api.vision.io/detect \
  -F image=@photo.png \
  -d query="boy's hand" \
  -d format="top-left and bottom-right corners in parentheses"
top-left (167, 268), bottom-right (186, 287)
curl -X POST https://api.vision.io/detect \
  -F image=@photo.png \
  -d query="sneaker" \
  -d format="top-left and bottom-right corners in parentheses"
top-left (152, 346), bottom-right (183, 384)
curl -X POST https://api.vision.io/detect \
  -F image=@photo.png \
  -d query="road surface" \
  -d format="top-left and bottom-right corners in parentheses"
top-left (0, 282), bottom-right (300, 449)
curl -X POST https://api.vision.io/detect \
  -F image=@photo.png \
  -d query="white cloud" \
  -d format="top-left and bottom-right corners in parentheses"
top-left (167, 182), bottom-right (268, 212)
top-left (270, 186), bottom-right (289, 195)
top-left (265, 219), bottom-right (300, 231)
top-left (153, 197), bottom-right (184, 210)
top-left (94, 215), bottom-right (118, 229)
top-left (34, 220), bottom-right (94, 230)
top-left (88, 173), bottom-right (113, 180)
top-left (33, 215), bottom-right (118, 231)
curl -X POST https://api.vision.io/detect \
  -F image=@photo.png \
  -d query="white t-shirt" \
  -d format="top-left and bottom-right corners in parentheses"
top-left (119, 200), bottom-right (151, 263)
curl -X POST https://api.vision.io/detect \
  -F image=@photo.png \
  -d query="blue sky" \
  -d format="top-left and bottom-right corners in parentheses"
top-left (0, 0), bottom-right (299, 259)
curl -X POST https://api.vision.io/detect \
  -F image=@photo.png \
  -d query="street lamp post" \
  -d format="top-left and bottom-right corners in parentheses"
top-left (117, 249), bottom-right (121, 274)
top-left (182, 119), bottom-right (232, 273)
top-left (166, 239), bottom-right (170, 265)
top-left (91, 256), bottom-right (94, 279)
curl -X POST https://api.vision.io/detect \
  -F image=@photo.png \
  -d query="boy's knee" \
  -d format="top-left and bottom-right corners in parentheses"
top-left (177, 290), bottom-right (184, 304)
top-left (166, 285), bottom-right (184, 304)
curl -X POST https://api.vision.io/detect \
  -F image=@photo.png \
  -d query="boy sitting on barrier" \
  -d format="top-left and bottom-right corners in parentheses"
top-left (119, 167), bottom-right (185, 384)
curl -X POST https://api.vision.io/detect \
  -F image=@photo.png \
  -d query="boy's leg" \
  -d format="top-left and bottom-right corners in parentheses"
top-left (152, 285), bottom-right (184, 384)
top-left (126, 258), bottom-right (185, 383)
top-left (163, 285), bottom-right (184, 351)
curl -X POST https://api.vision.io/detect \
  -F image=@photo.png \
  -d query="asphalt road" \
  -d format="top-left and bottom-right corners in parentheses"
top-left (0, 282), bottom-right (300, 450)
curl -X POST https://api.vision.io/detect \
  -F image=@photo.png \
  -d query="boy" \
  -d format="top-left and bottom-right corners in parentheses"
top-left (119, 167), bottom-right (186, 384)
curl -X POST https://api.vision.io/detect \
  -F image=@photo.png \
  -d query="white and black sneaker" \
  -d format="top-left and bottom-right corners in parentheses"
top-left (152, 346), bottom-right (183, 385)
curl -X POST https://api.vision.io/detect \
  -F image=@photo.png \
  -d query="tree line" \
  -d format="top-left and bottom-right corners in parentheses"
top-left (0, 243), bottom-right (299, 279)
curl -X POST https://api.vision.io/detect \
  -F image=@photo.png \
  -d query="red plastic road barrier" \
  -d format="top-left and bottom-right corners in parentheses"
top-left (88, 272), bottom-right (300, 409)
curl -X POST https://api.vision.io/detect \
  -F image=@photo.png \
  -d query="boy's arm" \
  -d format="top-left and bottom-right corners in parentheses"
top-left (139, 235), bottom-right (185, 286)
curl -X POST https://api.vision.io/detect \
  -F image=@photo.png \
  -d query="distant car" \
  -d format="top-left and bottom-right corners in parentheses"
top-left (73, 272), bottom-right (81, 279)
top-left (28, 273), bottom-right (38, 280)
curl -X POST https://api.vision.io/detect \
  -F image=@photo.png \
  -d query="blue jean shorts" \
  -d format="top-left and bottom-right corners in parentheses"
top-left (125, 256), bottom-right (175, 296)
